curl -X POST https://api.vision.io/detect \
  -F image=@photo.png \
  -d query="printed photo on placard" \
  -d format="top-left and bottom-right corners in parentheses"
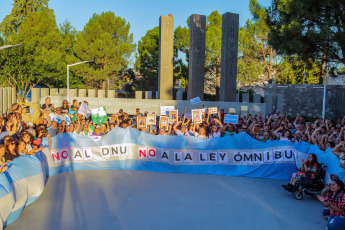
top-left (208, 107), bottom-right (218, 114)
top-left (137, 116), bottom-right (147, 129)
top-left (169, 110), bottom-right (178, 123)
top-left (201, 108), bottom-right (206, 115)
top-left (147, 114), bottom-right (156, 126)
top-left (160, 116), bottom-right (169, 131)
top-left (192, 109), bottom-right (203, 123)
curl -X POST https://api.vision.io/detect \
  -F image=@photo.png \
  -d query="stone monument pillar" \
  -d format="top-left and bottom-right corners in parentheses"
top-left (220, 12), bottom-right (239, 102)
top-left (158, 14), bottom-right (174, 100)
top-left (188, 14), bottom-right (206, 100)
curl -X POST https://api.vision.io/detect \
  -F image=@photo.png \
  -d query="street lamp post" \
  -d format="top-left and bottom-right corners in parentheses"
top-left (67, 61), bottom-right (93, 102)
top-left (322, 61), bottom-right (328, 120)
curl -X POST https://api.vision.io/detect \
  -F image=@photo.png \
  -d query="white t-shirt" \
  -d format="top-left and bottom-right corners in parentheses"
top-left (175, 130), bottom-right (190, 136)
top-left (209, 130), bottom-right (221, 139)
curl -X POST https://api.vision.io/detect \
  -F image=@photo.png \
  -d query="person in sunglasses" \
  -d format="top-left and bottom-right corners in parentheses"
top-left (3, 137), bottom-right (19, 162)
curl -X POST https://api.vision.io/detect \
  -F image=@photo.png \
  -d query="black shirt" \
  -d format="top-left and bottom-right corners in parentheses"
top-left (4, 151), bottom-right (19, 162)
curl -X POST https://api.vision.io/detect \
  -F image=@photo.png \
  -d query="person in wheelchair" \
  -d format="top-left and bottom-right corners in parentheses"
top-left (282, 153), bottom-right (319, 192)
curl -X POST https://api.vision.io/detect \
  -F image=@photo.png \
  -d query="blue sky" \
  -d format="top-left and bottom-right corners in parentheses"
top-left (0, 0), bottom-right (271, 43)
top-left (0, 0), bottom-right (271, 65)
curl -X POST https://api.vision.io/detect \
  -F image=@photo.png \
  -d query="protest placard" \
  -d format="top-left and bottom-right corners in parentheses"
top-left (137, 117), bottom-right (147, 129)
top-left (241, 106), bottom-right (248, 111)
top-left (192, 109), bottom-right (202, 123)
top-left (91, 107), bottom-right (107, 125)
top-left (224, 115), bottom-right (238, 124)
top-left (208, 107), bottom-right (218, 114)
top-left (229, 108), bottom-right (236, 114)
top-left (184, 113), bottom-right (192, 119)
top-left (78, 103), bottom-right (91, 118)
top-left (190, 97), bottom-right (201, 105)
top-left (160, 116), bottom-right (169, 130)
top-left (169, 110), bottom-right (178, 123)
top-left (160, 106), bottom-right (175, 116)
top-left (147, 114), bottom-right (156, 125)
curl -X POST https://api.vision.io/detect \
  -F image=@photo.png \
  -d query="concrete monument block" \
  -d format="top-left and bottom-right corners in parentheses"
top-left (107, 90), bottom-right (115, 98)
top-left (11, 88), bottom-right (16, 105)
top-left (7, 88), bottom-right (12, 110)
top-left (69, 89), bottom-right (77, 98)
top-left (135, 91), bottom-right (143, 99)
top-left (276, 94), bottom-right (284, 113)
top-left (2, 88), bottom-right (8, 114)
top-left (41, 88), bottom-right (49, 97)
top-left (158, 14), bottom-right (174, 100)
top-left (220, 12), bottom-right (239, 102)
top-left (176, 91), bottom-right (183, 100)
top-left (155, 91), bottom-right (159, 99)
top-left (253, 94), bottom-right (261, 103)
top-left (88, 89), bottom-right (96, 97)
top-left (265, 94), bottom-right (273, 114)
top-left (188, 14), bottom-right (206, 100)
top-left (98, 90), bottom-right (105, 98)
top-left (0, 88), bottom-right (3, 115)
top-left (242, 93), bottom-right (250, 103)
top-left (59, 88), bottom-right (67, 96)
top-left (78, 89), bottom-right (86, 97)
top-left (31, 88), bottom-right (41, 110)
top-left (50, 88), bottom-right (58, 96)
top-left (145, 91), bottom-right (152, 99)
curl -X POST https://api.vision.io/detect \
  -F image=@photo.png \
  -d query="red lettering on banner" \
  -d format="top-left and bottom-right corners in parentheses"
top-left (51, 152), bottom-right (60, 162)
top-left (139, 148), bottom-right (147, 158)
top-left (61, 150), bottom-right (69, 159)
top-left (148, 149), bottom-right (156, 157)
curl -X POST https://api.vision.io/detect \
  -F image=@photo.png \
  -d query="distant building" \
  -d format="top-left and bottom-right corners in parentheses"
top-left (327, 74), bottom-right (345, 85)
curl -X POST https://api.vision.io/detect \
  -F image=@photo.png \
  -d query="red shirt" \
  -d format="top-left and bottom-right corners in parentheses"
top-left (325, 191), bottom-right (345, 216)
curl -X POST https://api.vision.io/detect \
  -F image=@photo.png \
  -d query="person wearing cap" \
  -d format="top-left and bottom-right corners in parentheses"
top-left (92, 125), bottom-right (104, 137)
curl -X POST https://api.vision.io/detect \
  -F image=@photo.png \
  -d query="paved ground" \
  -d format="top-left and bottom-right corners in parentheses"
top-left (5, 170), bottom-right (325, 230)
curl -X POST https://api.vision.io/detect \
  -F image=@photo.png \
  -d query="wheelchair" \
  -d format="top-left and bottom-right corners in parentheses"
top-left (292, 163), bottom-right (326, 200)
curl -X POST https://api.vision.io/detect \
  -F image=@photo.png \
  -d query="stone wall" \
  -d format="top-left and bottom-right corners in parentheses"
top-left (265, 84), bottom-right (345, 119)
top-left (42, 96), bottom-right (266, 116)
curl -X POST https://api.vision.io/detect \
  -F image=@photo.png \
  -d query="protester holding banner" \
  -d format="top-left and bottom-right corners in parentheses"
top-left (282, 153), bottom-right (319, 192)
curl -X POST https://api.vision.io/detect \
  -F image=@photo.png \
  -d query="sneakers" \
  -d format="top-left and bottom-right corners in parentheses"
top-left (282, 184), bottom-right (293, 192)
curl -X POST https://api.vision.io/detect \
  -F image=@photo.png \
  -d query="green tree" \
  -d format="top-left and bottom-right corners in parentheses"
top-left (74, 11), bottom-right (135, 89)
top-left (134, 26), bottom-right (159, 91)
top-left (0, 0), bottom-right (54, 37)
top-left (277, 57), bottom-right (321, 84)
top-left (59, 20), bottom-right (85, 88)
top-left (205, 11), bottom-right (222, 99)
top-left (261, 0), bottom-right (345, 82)
top-left (0, 11), bottom-right (66, 101)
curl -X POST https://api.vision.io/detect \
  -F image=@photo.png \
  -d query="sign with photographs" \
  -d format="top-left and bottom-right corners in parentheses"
top-left (192, 109), bottom-right (203, 124)
top-left (208, 107), bottom-right (218, 114)
top-left (169, 110), bottom-right (178, 123)
top-left (159, 116), bottom-right (169, 131)
top-left (137, 117), bottom-right (147, 129)
top-left (147, 114), bottom-right (156, 126)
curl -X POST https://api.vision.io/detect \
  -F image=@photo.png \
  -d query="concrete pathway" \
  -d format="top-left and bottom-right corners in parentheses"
top-left (5, 170), bottom-right (325, 230)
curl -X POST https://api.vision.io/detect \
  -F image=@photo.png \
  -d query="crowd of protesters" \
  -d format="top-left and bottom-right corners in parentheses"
top-left (1, 97), bottom-right (345, 228)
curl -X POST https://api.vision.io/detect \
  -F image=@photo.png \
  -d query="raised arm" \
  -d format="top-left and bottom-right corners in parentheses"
top-left (331, 141), bottom-right (345, 158)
